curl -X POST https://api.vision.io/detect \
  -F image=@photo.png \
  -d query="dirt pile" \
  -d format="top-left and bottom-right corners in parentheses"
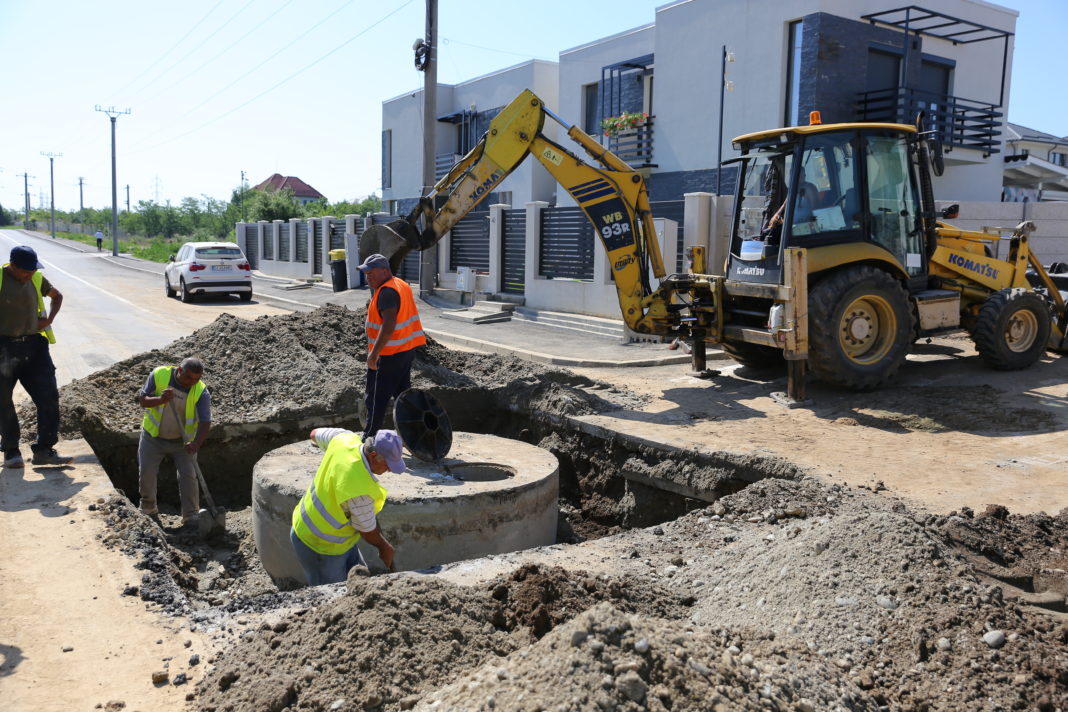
top-left (193, 477), bottom-right (1068, 711)
top-left (17, 304), bottom-right (634, 440)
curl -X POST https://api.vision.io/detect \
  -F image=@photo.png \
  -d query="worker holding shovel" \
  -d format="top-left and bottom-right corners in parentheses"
top-left (290, 427), bottom-right (406, 585)
top-left (136, 357), bottom-right (212, 530)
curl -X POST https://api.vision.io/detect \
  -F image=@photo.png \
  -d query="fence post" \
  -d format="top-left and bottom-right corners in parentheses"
top-left (487, 204), bottom-right (506, 295)
top-left (525, 201), bottom-right (548, 287)
top-left (271, 220), bottom-right (283, 264)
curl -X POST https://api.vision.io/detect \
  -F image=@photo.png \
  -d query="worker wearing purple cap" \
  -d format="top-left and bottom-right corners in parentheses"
top-left (1, 245), bottom-right (71, 469)
top-left (290, 427), bottom-right (407, 585)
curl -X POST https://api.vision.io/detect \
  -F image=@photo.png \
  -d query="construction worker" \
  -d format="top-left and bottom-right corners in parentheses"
top-left (136, 357), bottom-right (212, 526)
top-left (359, 253), bottom-right (425, 439)
top-left (290, 427), bottom-right (405, 585)
top-left (1, 245), bottom-right (70, 468)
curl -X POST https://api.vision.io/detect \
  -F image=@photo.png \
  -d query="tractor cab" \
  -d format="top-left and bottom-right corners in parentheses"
top-left (727, 120), bottom-right (928, 292)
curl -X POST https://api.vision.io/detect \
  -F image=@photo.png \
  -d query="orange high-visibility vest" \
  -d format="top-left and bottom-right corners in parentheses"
top-left (366, 277), bottom-right (426, 356)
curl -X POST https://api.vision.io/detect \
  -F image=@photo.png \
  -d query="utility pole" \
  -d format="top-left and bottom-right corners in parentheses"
top-left (239, 170), bottom-right (246, 221)
top-left (125, 184), bottom-right (130, 212)
top-left (40, 151), bottom-right (62, 238)
top-left (415, 0), bottom-right (437, 295)
top-left (78, 176), bottom-right (85, 211)
top-left (18, 173), bottom-right (32, 229)
top-left (95, 105), bottom-right (131, 256)
top-left (716, 46), bottom-right (735, 195)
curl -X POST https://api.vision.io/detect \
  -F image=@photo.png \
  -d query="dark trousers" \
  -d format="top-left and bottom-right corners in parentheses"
top-left (364, 349), bottom-right (415, 438)
top-left (0, 335), bottom-right (60, 455)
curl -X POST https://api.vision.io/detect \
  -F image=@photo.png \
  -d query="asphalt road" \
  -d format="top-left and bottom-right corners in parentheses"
top-left (0, 229), bottom-right (291, 387)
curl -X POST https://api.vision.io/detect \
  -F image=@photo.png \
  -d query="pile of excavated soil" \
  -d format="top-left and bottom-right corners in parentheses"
top-left (195, 477), bottom-right (1068, 711)
top-left (17, 304), bottom-right (641, 441)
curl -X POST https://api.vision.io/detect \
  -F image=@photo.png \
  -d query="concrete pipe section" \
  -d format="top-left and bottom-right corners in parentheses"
top-left (252, 432), bottom-right (559, 586)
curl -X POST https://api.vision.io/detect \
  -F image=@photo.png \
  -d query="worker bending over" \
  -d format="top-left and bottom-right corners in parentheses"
top-left (290, 428), bottom-right (406, 585)
top-left (137, 357), bottom-right (212, 526)
top-left (359, 253), bottom-right (425, 439)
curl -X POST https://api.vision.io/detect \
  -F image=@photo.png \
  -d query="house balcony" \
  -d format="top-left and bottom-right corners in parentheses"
top-left (856, 87), bottom-right (1002, 157)
top-left (605, 117), bottom-right (656, 169)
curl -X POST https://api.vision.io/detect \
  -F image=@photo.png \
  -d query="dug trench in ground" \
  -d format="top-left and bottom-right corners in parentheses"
top-left (18, 304), bottom-right (1068, 710)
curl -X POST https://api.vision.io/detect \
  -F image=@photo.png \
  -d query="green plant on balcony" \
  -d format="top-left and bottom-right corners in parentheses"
top-left (601, 111), bottom-right (649, 137)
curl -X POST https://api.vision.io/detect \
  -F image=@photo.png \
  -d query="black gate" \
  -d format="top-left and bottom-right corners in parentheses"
top-left (295, 221), bottom-right (308, 263)
top-left (329, 220), bottom-right (346, 251)
top-left (243, 224), bottom-right (258, 269)
top-left (278, 222), bottom-right (290, 262)
top-left (650, 200), bottom-right (685, 273)
top-left (449, 210), bottom-right (489, 271)
top-left (501, 208), bottom-right (526, 294)
top-left (313, 220), bottom-right (324, 275)
top-left (539, 207), bottom-right (594, 281)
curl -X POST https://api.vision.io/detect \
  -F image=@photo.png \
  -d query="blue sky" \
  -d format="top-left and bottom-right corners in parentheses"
top-left (0, 0), bottom-right (1064, 214)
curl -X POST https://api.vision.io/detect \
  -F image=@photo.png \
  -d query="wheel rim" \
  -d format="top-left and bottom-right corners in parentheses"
top-left (1004, 308), bottom-right (1039, 353)
top-left (837, 294), bottom-right (897, 365)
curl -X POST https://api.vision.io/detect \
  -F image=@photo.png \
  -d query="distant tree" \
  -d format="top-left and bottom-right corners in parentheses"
top-left (305, 193), bottom-right (382, 218)
top-left (245, 187), bottom-right (303, 222)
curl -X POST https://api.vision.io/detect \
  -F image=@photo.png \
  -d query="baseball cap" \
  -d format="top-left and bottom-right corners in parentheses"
top-left (9, 245), bottom-right (40, 271)
top-left (358, 253), bottom-right (390, 273)
top-left (370, 430), bottom-right (407, 473)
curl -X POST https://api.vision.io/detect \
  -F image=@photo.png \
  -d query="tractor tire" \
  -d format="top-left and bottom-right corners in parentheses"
top-left (972, 288), bottom-right (1050, 370)
top-left (722, 341), bottom-right (785, 370)
top-left (808, 266), bottom-right (913, 390)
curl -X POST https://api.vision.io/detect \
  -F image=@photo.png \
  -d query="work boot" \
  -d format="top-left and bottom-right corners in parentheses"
top-left (3, 451), bottom-right (24, 469)
top-left (31, 448), bottom-right (73, 466)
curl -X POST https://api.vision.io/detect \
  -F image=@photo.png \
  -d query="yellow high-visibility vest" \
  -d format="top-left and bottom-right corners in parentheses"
top-left (291, 432), bottom-right (388, 556)
top-left (141, 366), bottom-right (205, 442)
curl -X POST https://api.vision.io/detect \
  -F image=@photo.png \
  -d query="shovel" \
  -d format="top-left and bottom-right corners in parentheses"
top-left (190, 456), bottom-right (226, 538)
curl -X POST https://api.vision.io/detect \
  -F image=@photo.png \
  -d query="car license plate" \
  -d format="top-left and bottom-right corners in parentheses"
top-left (211, 265), bottom-right (231, 272)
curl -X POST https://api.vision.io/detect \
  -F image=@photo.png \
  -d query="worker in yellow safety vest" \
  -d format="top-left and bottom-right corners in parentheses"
top-left (290, 427), bottom-right (407, 585)
top-left (136, 357), bottom-right (212, 527)
top-left (1, 245), bottom-right (70, 469)
top-left (359, 253), bottom-right (426, 439)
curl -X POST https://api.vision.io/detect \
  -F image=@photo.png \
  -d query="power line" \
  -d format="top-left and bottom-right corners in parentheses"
top-left (112, 0), bottom-right (228, 102)
top-left (128, 0), bottom-right (415, 154)
top-left (127, 0), bottom-right (259, 105)
top-left (127, 0), bottom-right (356, 150)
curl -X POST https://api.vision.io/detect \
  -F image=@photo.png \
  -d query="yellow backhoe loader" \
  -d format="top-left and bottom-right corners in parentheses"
top-left (370, 89), bottom-right (1068, 396)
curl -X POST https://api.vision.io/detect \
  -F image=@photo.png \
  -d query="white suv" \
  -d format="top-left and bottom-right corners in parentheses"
top-left (165, 241), bottom-right (252, 303)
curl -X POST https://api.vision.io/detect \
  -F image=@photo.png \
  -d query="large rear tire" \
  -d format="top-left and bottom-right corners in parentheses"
top-left (972, 288), bottom-right (1050, 370)
top-left (722, 341), bottom-right (785, 370)
top-left (808, 266), bottom-right (913, 390)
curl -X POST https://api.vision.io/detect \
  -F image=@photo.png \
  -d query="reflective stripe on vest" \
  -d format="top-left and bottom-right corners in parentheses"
top-left (366, 277), bottom-right (426, 356)
top-left (0, 265), bottom-right (56, 344)
top-left (141, 366), bottom-right (205, 442)
top-left (291, 432), bottom-right (388, 556)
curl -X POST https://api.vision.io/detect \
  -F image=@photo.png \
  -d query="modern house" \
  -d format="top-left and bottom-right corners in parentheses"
top-left (254, 174), bottom-right (327, 205)
top-left (1002, 122), bottom-right (1068, 202)
top-left (372, 0), bottom-right (1037, 320)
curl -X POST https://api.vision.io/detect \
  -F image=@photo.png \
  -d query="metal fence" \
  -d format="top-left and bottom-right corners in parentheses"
top-left (295, 222), bottom-right (308, 263)
top-left (539, 206), bottom-right (594, 281)
top-left (278, 222), bottom-right (290, 262)
top-left (449, 210), bottom-right (490, 271)
top-left (501, 208), bottom-right (526, 294)
top-left (243, 224), bottom-right (258, 269)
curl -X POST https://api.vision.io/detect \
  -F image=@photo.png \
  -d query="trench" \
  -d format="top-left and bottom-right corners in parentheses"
top-left (82, 381), bottom-right (802, 606)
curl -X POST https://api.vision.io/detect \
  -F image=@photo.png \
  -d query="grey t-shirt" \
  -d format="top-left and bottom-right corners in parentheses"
top-left (141, 369), bottom-right (212, 439)
top-left (0, 268), bottom-right (53, 337)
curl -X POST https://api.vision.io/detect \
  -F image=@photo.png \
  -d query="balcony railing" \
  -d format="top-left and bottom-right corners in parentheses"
top-left (856, 87), bottom-right (1002, 156)
top-left (435, 153), bottom-right (463, 180)
top-left (605, 117), bottom-right (656, 168)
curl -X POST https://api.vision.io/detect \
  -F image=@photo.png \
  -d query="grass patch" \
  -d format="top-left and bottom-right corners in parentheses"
top-left (54, 231), bottom-right (181, 263)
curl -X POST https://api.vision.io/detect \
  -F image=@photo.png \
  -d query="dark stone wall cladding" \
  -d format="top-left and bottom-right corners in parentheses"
top-left (647, 167), bottom-right (738, 202)
top-left (801, 12), bottom-right (917, 125)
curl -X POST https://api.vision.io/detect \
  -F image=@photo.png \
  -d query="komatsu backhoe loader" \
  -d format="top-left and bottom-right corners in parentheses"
top-left (372, 89), bottom-right (1068, 396)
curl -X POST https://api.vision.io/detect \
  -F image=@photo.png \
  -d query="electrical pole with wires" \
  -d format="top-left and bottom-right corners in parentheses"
top-left (18, 173), bottom-right (33, 229)
top-left (415, 0), bottom-right (437, 296)
top-left (40, 152), bottom-right (62, 239)
top-left (126, 184), bottom-right (130, 212)
top-left (95, 105), bottom-right (131, 256)
top-left (78, 176), bottom-right (85, 212)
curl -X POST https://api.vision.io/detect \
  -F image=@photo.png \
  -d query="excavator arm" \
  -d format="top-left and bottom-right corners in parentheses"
top-left (395, 90), bottom-right (676, 334)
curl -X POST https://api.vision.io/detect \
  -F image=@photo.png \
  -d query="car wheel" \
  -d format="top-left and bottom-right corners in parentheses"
top-left (239, 290), bottom-right (252, 302)
top-left (164, 275), bottom-right (176, 298)
top-left (180, 278), bottom-right (194, 303)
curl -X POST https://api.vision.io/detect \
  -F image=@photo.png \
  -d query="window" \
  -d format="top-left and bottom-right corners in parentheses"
top-left (784, 21), bottom-right (803, 126)
top-left (865, 134), bottom-right (923, 276)
top-left (792, 133), bottom-right (860, 237)
top-left (582, 83), bottom-right (600, 136)
top-left (381, 130), bottom-right (392, 189)
top-left (866, 49), bottom-right (901, 93)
